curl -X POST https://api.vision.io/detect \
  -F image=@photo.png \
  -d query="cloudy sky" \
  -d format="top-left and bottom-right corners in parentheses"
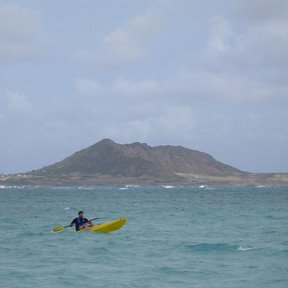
top-left (0, 0), bottom-right (287, 173)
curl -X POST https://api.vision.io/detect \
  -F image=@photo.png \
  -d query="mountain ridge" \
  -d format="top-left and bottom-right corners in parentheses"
top-left (35, 138), bottom-right (243, 178)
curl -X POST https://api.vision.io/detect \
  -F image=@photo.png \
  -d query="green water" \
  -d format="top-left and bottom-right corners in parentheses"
top-left (0, 185), bottom-right (287, 287)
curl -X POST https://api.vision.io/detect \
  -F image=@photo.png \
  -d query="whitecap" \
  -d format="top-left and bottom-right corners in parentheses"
top-left (161, 185), bottom-right (175, 189)
top-left (77, 186), bottom-right (94, 190)
top-left (237, 245), bottom-right (255, 252)
top-left (0, 185), bottom-right (26, 189)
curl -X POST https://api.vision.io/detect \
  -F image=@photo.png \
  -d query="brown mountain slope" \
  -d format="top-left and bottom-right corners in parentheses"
top-left (34, 138), bottom-right (243, 179)
top-left (2, 139), bottom-right (288, 185)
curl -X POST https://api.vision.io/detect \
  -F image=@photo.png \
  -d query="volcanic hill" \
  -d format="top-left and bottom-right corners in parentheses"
top-left (1, 139), bottom-right (287, 185)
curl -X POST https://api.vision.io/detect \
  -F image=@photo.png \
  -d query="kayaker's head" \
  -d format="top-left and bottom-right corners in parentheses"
top-left (78, 211), bottom-right (84, 218)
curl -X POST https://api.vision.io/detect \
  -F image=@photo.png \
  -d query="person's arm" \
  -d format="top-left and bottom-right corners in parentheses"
top-left (84, 218), bottom-right (92, 225)
top-left (85, 218), bottom-right (93, 226)
top-left (70, 218), bottom-right (76, 226)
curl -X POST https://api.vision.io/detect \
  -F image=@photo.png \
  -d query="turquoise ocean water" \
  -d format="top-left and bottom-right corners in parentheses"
top-left (0, 185), bottom-right (287, 288)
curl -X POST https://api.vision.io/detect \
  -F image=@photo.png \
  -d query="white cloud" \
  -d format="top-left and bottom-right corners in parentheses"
top-left (208, 15), bottom-right (233, 52)
top-left (101, 105), bottom-right (195, 143)
top-left (75, 77), bottom-right (166, 99)
top-left (112, 78), bottom-right (165, 98)
top-left (0, 3), bottom-right (44, 61)
top-left (204, 10), bottom-right (288, 91)
top-left (75, 69), bottom-right (287, 106)
top-left (75, 79), bottom-right (102, 96)
top-left (76, 11), bottom-right (162, 68)
top-left (75, 5), bottom-right (288, 105)
top-left (233, 20), bottom-right (288, 67)
top-left (129, 12), bottom-right (162, 38)
top-left (6, 90), bottom-right (32, 113)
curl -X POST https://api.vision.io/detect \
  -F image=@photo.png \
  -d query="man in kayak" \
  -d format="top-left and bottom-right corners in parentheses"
top-left (70, 211), bottom-right (93, 231)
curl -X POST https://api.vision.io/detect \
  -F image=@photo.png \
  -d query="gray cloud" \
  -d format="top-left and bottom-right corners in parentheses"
top-left (0, 1), bottom-right (287, 173)
top-left (0, 3), bottom-right (45, 61)
top-left (75, 11), bottom-right (162, 68)
top-left (236, 0), bottom-right (288, 22)
top-left (204, 2), bottom-right (288, 88)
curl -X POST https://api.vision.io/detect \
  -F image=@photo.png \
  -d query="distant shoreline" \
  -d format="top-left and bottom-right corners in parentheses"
top-left (1, 172), bottom-right (288, 186)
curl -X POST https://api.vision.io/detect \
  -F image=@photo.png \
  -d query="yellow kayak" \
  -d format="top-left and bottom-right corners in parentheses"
top-left (79, 217), bottom-right (127, 233)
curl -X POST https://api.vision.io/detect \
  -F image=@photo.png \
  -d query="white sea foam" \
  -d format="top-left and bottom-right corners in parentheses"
top-left (161, 185), bottom-right (175, 189)
top-left (64, 207), bottom-right (70, 210)
top-left (119, 187), bottom-right (129, 190)
top-left (0, 185), bottom-right (26, 189)
top-left (237, 245), bottom-right (255, 252)
top-left (77, 186), bottom-right (94, 190)
top-left (198, 185), bottom-right (214, 190)
top-left (125, 184), bottom-right (139, 188)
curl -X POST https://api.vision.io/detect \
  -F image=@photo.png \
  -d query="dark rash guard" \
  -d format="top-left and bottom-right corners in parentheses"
top-left (70, 217), bottom-right (89, 231)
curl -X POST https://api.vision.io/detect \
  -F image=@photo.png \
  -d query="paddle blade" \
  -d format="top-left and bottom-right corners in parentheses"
top-left (51, 226), bottom-right (65, 233)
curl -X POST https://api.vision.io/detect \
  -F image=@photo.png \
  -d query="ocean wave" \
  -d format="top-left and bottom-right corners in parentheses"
top-left (118, 184), bottom-right (140, 190)
top-left (237, 245), bottom-right (256, 252)
top-left (182, 242), bottom-right (238, 252)
top-left (0, 185), bottom-right (26, 189)
top-left (77, 186), bottom-right (95, 190)
top-left (125, 184), bottom-right (139, 188)
top-left (198, 185), bottom-right (214, 190)
top-left (256, 185), bottom-right (266, 188)
top-left (161, 185), bottom-right (175, 189)
top-left (181, 243), bottom-right (256, 253)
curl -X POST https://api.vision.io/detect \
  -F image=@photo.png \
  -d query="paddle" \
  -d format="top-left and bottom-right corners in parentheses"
top-left (51, 217), bottom-right (104, 233)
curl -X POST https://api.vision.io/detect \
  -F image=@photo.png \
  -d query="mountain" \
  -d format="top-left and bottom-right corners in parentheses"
top-left (1, 139), bottom-right (288, 185)
top-left (35, 138), bottom-right (243, 178)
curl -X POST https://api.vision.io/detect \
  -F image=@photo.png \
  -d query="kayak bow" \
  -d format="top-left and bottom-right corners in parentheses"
top-left (79, 217), bottom-right (127, 233)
